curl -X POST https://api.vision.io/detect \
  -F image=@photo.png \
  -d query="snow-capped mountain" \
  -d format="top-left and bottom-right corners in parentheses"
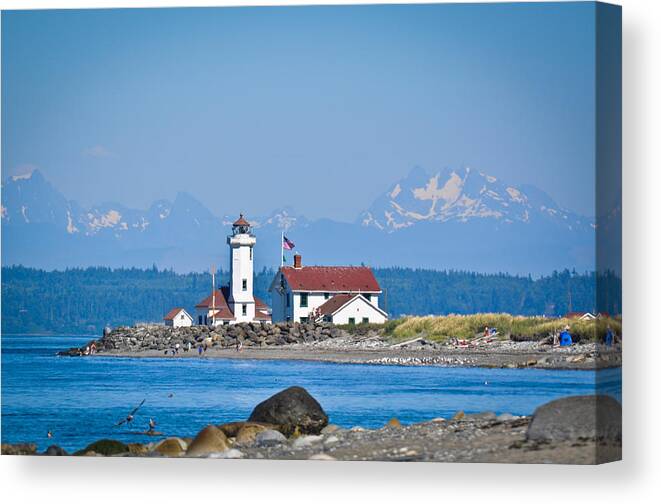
top-left (1, 170), bottom-right (222, 240)
top-left (1, 169), bottom-right (76, 228)
top-left (360, 166), bottom-right (593, 234)
top-left (1, 168), bottom-right (597, 274)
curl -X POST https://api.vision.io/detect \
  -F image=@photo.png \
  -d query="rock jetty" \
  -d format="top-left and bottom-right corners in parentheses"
top-left (59, 321), bottom-right (345, 356)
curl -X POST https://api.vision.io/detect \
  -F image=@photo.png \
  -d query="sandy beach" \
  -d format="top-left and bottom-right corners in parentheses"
top-left (96, 336), bottom-right (622, 370)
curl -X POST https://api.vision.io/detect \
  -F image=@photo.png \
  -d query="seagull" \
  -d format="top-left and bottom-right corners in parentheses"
top-left (148, 418), bottom-right (156, 432)
top-left (115, 399), bottom-right (146, 427)
top-left (47, 430), bottom-right (53, 439)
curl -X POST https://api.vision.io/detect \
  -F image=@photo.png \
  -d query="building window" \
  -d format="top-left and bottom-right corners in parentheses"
top-left (364, 293), bottom-right (371, 302)
top-left (286, 293), bottom-right (290, 307)
top-left (300, 293), bottom-right (308, 308)
top-left (242, 279), bottom-right (247, 291)
top-left (250, 247), bottom-right (253, 260)
top-left (180, 314), bottom-right (185, 320)
top-left (324, 292), bottom-right (330, 300)
top-left (300, 317), bottom-right (309, 323)
top-left (198, 315), bottom-right (203, 325)
top-left (204, 315), bottom-right (208, 325)
top-left (362, 317), bottom-right (369, 324)
top-left (242, 304), bottom-right (247, 316)
top-left (348, 317), bottom-right (356, 325)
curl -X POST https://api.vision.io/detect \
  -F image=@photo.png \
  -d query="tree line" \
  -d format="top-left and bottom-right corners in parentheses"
top-left (1, 265), bottom-right (621, 335)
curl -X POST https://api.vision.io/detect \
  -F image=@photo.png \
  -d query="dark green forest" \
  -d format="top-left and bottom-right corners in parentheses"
top-left (1, 266), bottom-right (621, 335)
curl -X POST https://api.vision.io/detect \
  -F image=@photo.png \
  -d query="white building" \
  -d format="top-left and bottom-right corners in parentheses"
top-left (163, 307), bottom-right (193, 328)
top-left (194, 215), bottom-right (271, 325)
top-left (195, 286), bottom-right (271, 326)
top-left (316, 293), bottom-right (388, 325)
top-left (269, 253), bottom-right (387, 324)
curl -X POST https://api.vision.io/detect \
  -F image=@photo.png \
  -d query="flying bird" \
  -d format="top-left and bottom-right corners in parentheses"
top-left (115, 399), bottom-right (146, 427)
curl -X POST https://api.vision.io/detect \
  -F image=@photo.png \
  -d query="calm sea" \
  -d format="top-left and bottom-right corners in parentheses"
top-left (1, 334), bottom-right (622, 452)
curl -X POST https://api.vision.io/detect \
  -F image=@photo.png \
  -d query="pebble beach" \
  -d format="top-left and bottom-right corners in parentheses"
top-left (66, 322), bottom-right (622, 370)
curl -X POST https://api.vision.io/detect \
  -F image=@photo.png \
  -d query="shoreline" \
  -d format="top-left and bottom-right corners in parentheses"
top-left (56, 322), bottom-right (622, 371)
top-left (95, 343), bottom-right (621, 370)
top-left (2, 389), bottom-right (622, 464)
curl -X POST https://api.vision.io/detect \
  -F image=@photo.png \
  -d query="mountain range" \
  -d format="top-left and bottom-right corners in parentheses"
top-left (1, 167), bottom-right (596, 274)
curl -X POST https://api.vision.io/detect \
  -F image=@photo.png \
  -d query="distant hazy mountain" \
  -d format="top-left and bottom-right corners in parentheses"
top-left (360, 166), bottom-right (592, 234)
top-left (1, 167), bottom-right (596, 274)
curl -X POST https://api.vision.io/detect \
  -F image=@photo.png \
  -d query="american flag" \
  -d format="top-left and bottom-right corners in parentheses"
top-left (283, 236), bottom-right (296, 250)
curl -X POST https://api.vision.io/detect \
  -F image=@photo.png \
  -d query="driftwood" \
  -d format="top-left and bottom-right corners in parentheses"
top-left (389, 337), bottom-right (426, 348)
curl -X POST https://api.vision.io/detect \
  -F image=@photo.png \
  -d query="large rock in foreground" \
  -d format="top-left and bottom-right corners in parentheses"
top-left (1, 443), bottom-right (37, 455)
top-left (527, 395), bottom-right (622, 442)
top-left (74, 438), bottom-right (130, 456)
top-left (152, 437), bottom-right (188, 457)
top-left (248, 386), bottom-right (328, 436)
top-left (186, 425), bottom-right (229, 456)
top-left (43, 445), bottom-right (68, 456)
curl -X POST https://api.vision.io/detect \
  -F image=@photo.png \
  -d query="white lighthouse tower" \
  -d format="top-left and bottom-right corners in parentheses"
top-left (227, 214), bottom-right (256, 322)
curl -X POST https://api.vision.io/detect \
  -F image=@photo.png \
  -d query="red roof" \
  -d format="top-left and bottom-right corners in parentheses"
top-left (208, 309), bottom-right (235, 320)
top-left (196, 286), bottom-right (271, 321)
top-left (316, 294), bottom-right (359, 316)
top-left (255, 297), bottom-right (269, 311)
top-left (254, 310), bottom-right (271, 321)
top-left (164, 307), bottom-right (187, 321)
top-left (196, 287), bottom-right (230, 308)
top-left (281, 266), bottom-right (381, 292)
top-left (233, 214), bottom-right (251, 227)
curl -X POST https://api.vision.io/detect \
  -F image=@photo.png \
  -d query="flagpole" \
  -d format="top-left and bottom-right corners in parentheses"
top-left (280, 230), bottom-right (284, 269)
top-left (211, 264), bottom-right (216, 327)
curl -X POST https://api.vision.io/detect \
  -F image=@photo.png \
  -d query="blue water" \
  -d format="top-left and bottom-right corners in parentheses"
top-left (1, 335), bottom-right (622, 452)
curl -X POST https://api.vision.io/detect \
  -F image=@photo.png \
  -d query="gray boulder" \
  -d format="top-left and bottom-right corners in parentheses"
top-left (43, 444), bottom-right (68, 456)
top-left (527, 395), bottom-right (622, 442)
top-left (248, 386), bottom-right (328, 435)
top-left (255, 429), bottom-right (287, 447)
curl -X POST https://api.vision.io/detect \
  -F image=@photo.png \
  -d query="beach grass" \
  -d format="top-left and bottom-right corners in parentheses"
top-left (381, 314), bottom-right (622, 343)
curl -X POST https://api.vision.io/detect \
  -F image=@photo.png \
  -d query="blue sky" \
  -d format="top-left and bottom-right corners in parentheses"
top-left (2, 3), bottom-right (596, 221)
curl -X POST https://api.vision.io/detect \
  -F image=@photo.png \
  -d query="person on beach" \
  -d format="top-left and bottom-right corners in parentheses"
top-left (187, 341), bottom-right (191, 352)
top-left (175, 343), bottom-right (180, 355)
top-left (198, 345), bottom-right (203, 355)
top-left (483, 326), bottom-right (489, 338)
top-left (90, 342), bottom-right (97, 354)
top-left (559, 325), bottom-right (573, 346)
top-left (605, 326), bottom-right (614, 346)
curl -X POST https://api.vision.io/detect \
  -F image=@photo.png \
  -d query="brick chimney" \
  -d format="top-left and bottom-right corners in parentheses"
top-left (293, 254), bottom-right (302, 269)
